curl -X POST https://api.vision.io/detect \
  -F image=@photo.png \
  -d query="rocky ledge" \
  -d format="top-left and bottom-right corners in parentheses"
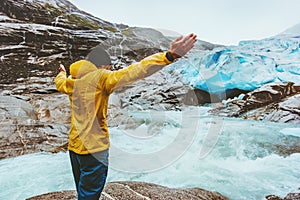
top-left (210, 82), bottom-right (300, 124)
top-left (266, 189), bottom-right (300, 200)
top-left (27, 181), bottom-right (228, 200)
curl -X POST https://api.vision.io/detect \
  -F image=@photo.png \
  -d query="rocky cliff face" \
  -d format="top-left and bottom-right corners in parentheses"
top-left (0, 0), bottom-right (108, 83)
top-left (0, 0), bottom-right (214, 84)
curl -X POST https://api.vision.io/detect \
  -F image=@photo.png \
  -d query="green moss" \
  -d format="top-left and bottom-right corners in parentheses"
top-left (121, 28), bottom-right (136, 37)
top-left (65, 14), bottom-right (100, 30)
top-left (44, 3), bottom-right (63, 16)
top-left (103, 26), bottom-right (117, 33)
top-left (44, 3), bottom-right (100, 30)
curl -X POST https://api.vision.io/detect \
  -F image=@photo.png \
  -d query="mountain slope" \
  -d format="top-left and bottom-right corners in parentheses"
top-left (0, 0), bottom-right (216, 84)
top-left (281, 22), bottom-right (300, 35)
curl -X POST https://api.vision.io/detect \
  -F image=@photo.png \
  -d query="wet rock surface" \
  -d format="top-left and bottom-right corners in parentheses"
top-left (210, 82), bottom-right (300, 124)
top-left (27, 181), bottom-right (229, 200)
top-left (266, 189), bottom-right (300, 200)
top-left (0, 77), bottom-right (70, 159)
top-left (0, 0), bottom-right (215, 84)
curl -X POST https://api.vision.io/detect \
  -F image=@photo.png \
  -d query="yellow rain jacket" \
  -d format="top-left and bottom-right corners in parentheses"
top-left (54, 52), bottom-right (172, 154)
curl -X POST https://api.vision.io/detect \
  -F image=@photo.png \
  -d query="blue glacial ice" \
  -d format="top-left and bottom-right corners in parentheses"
top-left (166, 34), bottom-right (300, 94)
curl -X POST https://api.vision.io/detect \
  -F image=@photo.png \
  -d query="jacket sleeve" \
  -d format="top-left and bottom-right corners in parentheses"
top-left (54, 72), bottom-right (69, 94)
top-left (103, 52), bottom-right (172, 93)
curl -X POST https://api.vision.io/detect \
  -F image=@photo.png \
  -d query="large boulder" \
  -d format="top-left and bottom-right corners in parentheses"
top-left (27, 181), bottom-right (228, 200)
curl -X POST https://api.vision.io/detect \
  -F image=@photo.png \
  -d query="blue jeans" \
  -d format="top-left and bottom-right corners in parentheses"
top-left (69, 150), bottom-right (109, 200)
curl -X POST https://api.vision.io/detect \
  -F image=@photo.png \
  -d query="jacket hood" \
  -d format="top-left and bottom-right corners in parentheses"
top-left (70, 60), bottom-right (98, 79)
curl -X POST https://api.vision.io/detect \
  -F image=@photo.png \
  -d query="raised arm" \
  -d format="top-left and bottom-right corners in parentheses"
top-left (103, 52), bottom-right (171, 93)
top-left (54, 64), bottom-right (71, 94)
top-left (103, 33), bottom-right (197, 93)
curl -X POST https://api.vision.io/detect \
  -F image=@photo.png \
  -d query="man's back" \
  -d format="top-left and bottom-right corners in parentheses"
top-left (55, 52), bottom-right (174, 154)
top-left (54, 33), bottom-right (197, 199)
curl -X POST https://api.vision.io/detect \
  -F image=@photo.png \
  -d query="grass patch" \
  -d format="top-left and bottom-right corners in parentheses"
top-left (44, 3), bottom-right (100, 30)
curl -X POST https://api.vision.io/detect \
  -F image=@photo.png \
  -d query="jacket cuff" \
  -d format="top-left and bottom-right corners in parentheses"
top-left (166, 51), bottom-right (175, 62)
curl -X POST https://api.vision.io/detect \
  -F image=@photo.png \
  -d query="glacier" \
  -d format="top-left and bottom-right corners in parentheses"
top-left (166, 33), bottom-right (300, 95)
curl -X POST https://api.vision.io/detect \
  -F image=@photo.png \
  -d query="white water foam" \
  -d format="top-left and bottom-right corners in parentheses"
top-left (1, 107), bottom-right (299, 200)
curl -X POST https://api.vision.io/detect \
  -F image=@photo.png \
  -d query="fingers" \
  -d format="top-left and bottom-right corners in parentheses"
top-left (174, 35), bottom-right (183, 42)
top-left (176, 34), bottom-right (197, 48)
top-left (168, 33), bottom-right (198, 58)
top-left (59, 64), bottom-right (66, 72)
top-left (176, 34), bottom-right (196, 53)
top-left (183, 33), bottom-right (197, 46)
top-left (174, 34), bottom-right (196, 44)
top-left (183, 34), bottom-right (197, 50)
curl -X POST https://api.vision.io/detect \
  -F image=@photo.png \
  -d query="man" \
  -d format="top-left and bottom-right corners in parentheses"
top-left (55, 33), bottom-right (197, 199)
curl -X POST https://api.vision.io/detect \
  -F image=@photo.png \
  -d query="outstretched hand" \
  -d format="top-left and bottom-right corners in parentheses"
top-left (168, 33), bottom-right (197, 59)
top-left (59, 64), bottom-right (66, 73)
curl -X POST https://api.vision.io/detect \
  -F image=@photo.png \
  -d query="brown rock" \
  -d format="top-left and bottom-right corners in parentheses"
top-left (266, 195), bottom-right (283, 200)
top-left (284, 192), bottom-right (300, 200)
top-left (0, 94), bottom-right (69, 159)
top-left (266, 190), bottom-right (300, 200)
top-left (294, 85), bottom-right (300, 92)
top-left (210, 82), bottom-right (300, 124)
top-left (242, 82), bottom-right (296, 108)
top-left (27, 190), bottom-right (77, 200)
top-left (27, 181), bottom-right (228, 200)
